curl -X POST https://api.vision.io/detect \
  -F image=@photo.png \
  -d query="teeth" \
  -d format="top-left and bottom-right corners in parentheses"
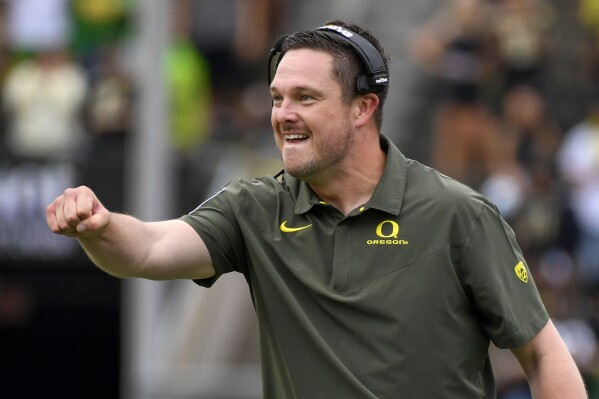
top-left (285, 134), bottom-right (308, 140)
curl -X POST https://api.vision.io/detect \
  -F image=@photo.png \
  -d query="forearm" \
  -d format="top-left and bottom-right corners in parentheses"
top-left (77, 213), bottom-right (156, 278)
top-left (47, 185), bottom-right (215, 280)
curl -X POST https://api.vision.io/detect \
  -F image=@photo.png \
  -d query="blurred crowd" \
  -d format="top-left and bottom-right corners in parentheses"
top-left (409, 0), bottom-right (599, 397)
top-left (1, 0), bottom-right (599, 397)
top-left (0, 0), bottom-right (285, 260)
top-left (0, 0), bottom-right (134, 260)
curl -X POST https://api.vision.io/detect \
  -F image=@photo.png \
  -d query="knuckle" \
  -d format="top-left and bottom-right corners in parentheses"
top-left (78, 185), bottom-right (91, 196)
top-left (65, 214), bottom-right (80, 225)
top-left (58, 220), bottom-right (71, 230)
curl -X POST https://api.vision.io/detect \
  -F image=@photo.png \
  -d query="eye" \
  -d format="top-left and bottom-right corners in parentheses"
top-left (300, 95), bottom-right (314, 102)
top-left (271, 95), bottom-right (283, 105)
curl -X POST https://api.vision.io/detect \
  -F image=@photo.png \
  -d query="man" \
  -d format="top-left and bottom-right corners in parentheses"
top-left (46, 20), bottom-right (586, 398)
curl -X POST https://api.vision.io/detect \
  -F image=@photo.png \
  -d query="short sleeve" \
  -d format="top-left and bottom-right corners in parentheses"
top-left (180, 183), bottom-right (247, 287)
top-left (461, 201), bottom-right (549, 349)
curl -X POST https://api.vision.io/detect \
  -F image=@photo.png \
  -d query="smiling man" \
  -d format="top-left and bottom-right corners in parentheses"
top-left (46, 20), bottom-right (586, 398)
top-left (271, 47), bottom-right (380, 215)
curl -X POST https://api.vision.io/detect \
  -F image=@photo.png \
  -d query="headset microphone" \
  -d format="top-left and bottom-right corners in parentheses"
top-left (267, 25), bottom-right (388, 94)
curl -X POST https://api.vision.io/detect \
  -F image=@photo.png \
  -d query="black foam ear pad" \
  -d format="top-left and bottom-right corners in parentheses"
top-left (267, 34), bottom-right (288, 86)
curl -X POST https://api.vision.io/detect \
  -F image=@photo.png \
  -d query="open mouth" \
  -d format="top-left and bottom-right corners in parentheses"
top-left (284, 134), bottom-right (309, 143)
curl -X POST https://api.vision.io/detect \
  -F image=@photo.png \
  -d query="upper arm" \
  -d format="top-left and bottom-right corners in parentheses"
top-left (511, 319), bottom-right (563, 374)
top-left (142, 219), bottom-right (215, 280)
top-left (511, 319), bottom-right (587, 398)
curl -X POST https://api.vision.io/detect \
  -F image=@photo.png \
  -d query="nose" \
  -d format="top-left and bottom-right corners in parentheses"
top-left (273, 99), bottom-right (299, 125)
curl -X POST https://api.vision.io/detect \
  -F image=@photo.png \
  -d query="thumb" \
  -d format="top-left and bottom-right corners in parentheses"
top-left (76, 211), bottom-right (110, 234)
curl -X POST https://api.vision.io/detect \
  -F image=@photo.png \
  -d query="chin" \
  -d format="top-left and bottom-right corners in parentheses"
top-left (285, 163), bottom-right (320, 180)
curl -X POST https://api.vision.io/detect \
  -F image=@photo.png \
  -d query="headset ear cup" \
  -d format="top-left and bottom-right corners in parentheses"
top-left (267, 34), bottom-right (289, 85)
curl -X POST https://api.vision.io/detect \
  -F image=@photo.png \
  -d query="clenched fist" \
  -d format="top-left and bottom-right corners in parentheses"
top-left (46, 186), bottom-right (111, 237)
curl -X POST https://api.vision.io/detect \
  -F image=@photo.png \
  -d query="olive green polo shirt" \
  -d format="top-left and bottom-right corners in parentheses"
top-left (181, 135), bottom-right (549, 399)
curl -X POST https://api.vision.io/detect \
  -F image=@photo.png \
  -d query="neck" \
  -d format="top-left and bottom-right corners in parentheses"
top-left (308, 134), bottom-right (386, 216)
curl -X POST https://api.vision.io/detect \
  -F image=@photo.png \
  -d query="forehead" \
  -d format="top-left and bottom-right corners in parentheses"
top-left (271, 48), bottom-right (337, 90)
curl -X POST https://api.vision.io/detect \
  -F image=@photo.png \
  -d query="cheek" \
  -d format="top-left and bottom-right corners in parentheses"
top-left (271, 108), bottom-right (278, 129)
top-left (271, 111), bottom-right (282, 147)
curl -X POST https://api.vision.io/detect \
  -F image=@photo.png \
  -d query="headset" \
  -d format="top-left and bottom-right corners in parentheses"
top-left (267, 24), bottom-right (389, 94)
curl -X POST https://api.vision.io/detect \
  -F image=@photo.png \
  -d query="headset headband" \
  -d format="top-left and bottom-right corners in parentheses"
top-left (267, 24), bottom-right (388, 94)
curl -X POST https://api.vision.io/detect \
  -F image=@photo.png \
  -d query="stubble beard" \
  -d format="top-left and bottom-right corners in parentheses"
top-left (278, 124), bottom-right (354, 181)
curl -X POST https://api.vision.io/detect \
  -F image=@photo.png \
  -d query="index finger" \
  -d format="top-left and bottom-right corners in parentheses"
top-left (46, 201), bottom-right (60, 233)
top-left (76, 190), bottom-right (95, 221)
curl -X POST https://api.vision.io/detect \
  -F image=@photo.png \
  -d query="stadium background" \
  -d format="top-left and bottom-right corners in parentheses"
top-left (1, 0), bottom-right (599, 398)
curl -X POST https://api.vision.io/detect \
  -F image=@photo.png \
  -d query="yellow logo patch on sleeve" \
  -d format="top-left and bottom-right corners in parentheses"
top-left (514, 261), bottom-right (528, 283)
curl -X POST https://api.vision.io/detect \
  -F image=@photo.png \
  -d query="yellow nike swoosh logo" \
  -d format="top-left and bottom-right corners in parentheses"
top-left (280, 221), bottom-right (312, 233)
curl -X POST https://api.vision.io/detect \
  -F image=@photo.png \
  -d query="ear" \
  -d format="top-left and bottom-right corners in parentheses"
top-left (353, 93), bottom-right (380, 128)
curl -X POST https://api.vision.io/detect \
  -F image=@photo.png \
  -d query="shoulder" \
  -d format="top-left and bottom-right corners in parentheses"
top-left (406, 159), bottom-right (491, 210)
top-left (404, 160), bottom-right (499, 235)
top-left (224, 176), bottom-right (285, 195)
top-left (211, 176), bottom-right (289, 209)
top-left (188, 176), bottom-right (285, 223)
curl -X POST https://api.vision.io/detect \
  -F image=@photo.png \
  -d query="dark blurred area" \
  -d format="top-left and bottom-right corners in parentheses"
top-left (1, 0), bottom-right (599, 398)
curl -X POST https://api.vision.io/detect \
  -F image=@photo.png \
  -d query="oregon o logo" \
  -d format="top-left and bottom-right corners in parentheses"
top-left (376, 220), bottom-right (399, 239)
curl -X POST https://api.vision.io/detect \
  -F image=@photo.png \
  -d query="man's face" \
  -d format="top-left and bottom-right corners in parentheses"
top-left (270, 49), bottom-right (355, 181)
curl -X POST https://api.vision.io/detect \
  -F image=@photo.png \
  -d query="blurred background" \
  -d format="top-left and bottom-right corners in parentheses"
top-left (1, 0), bottom-right (598, 398)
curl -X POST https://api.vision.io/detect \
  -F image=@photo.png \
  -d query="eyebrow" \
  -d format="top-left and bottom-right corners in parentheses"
top-left (270, 85), bottom-right (324, 97)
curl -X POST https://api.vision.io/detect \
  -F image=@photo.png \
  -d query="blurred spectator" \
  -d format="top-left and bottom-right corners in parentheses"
top-left (409, 0), bottom-right (499, 187)
top-left (167, 43), bottom-right (208, 149)
top-left (233, 0), bottom-right (273, 64)
top-left (2, 0), bottom-right (71, 53)
top-left (190, 0), bottom-right (287, 92)
top-left (558, 100), bottom-right (599, 288)
top-left (409, 0), bottom-right (495, 104)
top-left (580, 0), bottom-right (599, 88)
top-left (85, 46), bottom-right (132, 140)
top-left (72, 0), bottom-right (133, 158)
top-left (495, 85), bottom-right (560, 174)
top-left (0, 0), bottom-right (85, 260)
top-left (482, 86), bottom-right (562, 259)
top-left (430, 100), bottom-right (498, 187)
top-left (0, 2), bottom-right (9, 160)
top-left (2, 49), bottom-right (88, 161)
top-left (0, 1), bottom-right (8, 72)
top-left (165, 0), bottom-right (213, 215)
top-left (69, 0), bottom-right (132, 64)
top-left (490, 0), bottom-right (555, 91)
top-left (167, 0), bottom-right (211, 153)
top-left (580, 0), bottom-right (599, 40)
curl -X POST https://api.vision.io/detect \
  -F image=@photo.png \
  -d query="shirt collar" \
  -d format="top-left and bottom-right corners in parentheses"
top-left (367, 135), bottom-right (407, 215)
top-left (295, 177), bottom-right (318, 214)
top-left (291, 134), bottom-right (408, 215)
